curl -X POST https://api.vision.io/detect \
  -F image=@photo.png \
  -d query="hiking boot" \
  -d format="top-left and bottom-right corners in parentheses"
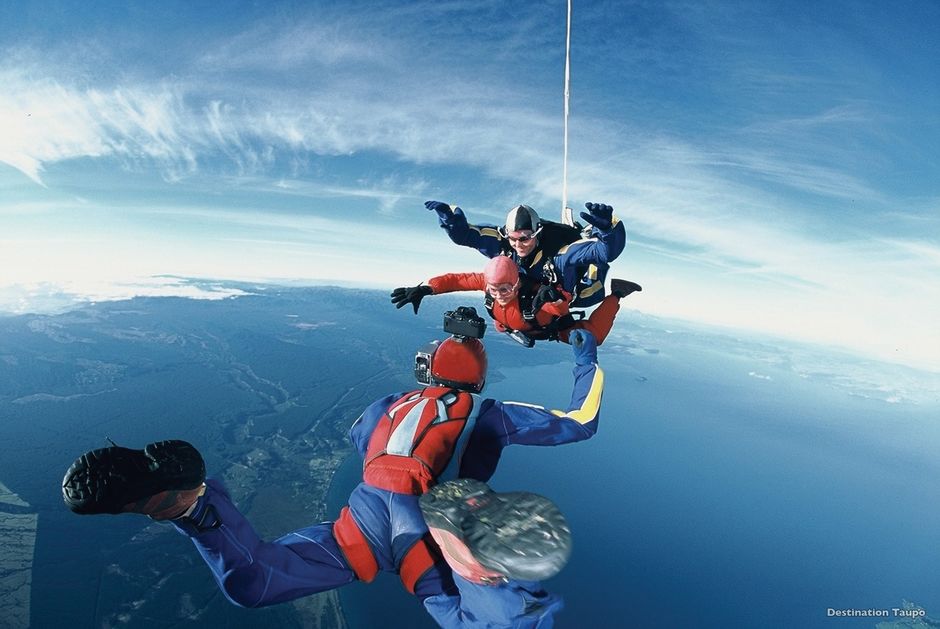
top-left (62, 440), bottom-right (206, 520)
top-left (611, 278), bottom-right (642, 298)
top-left (420, 479), bottom-right (572, 584)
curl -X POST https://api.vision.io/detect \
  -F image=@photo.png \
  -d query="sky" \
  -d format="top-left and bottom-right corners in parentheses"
top-left (1, 0), bottom-right (938, 371)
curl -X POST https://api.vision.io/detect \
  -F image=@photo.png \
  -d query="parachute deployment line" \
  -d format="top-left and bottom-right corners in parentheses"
top-left (561, 0), bottom-right (572, 220)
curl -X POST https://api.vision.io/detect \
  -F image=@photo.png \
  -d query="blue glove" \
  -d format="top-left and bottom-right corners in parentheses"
top-left (425, 200), bottom-right (450, 215)
top-left (425, 200), bottom-right (455, 224)
top-left (579, 202), bottom-right (613, 232)
top-left (570, 329), bottom-right (597, 365)
top-left (426, 200), bottom-right (470, 232)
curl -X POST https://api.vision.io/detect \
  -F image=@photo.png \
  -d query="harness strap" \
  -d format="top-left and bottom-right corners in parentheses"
top-left (484, 279), bottom-right (579, 338)
top-left (541, 258), bottom-right (560, 285)
top-left (483, 292), bottom-right (496, 322)
top-left (333, 506), bottom-right (379, 583)
top-left (519, 289), bottom-right (536, 321)
top-left (483, 285), bottom-right (541, 330)
top-left (399, 534), bottom-right (444, 594)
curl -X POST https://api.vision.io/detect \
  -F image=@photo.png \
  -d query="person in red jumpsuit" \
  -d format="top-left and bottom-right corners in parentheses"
top-left (392, 256), bottom-right (641, 346)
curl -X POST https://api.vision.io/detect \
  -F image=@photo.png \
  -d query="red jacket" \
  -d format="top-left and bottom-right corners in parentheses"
top-left (427, 272), bottom-right (569, 333)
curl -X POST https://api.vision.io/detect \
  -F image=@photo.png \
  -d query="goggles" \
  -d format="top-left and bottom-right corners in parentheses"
top-left (486, 282), bottom-right (519, 297)
top-left (506, 228), bottom-right (542, 243)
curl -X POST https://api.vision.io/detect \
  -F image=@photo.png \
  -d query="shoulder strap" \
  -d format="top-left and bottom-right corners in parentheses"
top-left (436, 393), bottom-right (483, 483)
top-left (383, 387), bottom-right (461, 458)
top-left (483, 292), bottom-right (496, 320)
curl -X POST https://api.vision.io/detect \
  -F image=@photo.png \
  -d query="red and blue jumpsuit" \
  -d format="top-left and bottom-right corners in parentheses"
top-left (172, 334), bottom-right (604, 628)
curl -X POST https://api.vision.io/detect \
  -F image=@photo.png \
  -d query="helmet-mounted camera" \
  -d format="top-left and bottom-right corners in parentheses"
top-left (442, 306), bottom-right (486, 340)
top-left (414, 306), bottom-right (488, 393)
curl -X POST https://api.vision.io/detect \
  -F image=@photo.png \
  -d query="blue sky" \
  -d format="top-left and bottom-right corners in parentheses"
top-left (1, 0), bottom-right (938, 370)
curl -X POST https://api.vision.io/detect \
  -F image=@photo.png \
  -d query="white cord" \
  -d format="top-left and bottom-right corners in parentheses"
top-left (561, 0), bottom-right (572, 220)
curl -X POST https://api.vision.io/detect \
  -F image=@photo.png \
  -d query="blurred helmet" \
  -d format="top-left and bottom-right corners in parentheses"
top-left (484, 256), bottom-right (519, 286)
top-left (504, 205), bottom-right (541, 234)
top-left (415, 337), bottom-right (487, 393)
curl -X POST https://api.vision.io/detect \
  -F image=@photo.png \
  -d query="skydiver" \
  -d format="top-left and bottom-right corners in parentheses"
top-left (62, 315), bottom-right (605, 628)
top-left (425, 200), bottom-right (627, 308)
top-left (391, 255), bottom-right (641, 347)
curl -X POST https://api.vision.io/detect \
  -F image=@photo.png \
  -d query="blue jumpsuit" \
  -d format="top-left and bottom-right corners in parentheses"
top-left (431, 204), bottom-right (626, 307)
top-left (173, 343), bottom-right (604, 628)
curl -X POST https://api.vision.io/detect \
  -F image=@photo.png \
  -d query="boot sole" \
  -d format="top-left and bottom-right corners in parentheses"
top-left (419, 478), bottom-right (492, 534)
top-left (462, 490), bottom-right (572, 582)
top-left (62, 440), bottom-right (205, 515)
top-left (611, 279), bottom-right (642, 298)
top-left (421, 479), bottom-right (572, 581)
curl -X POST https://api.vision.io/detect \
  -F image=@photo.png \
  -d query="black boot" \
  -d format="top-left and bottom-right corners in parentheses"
top-left (611, 279), bottom-right (642, 298)
top-left (63, 440), bottom-right (205, 520)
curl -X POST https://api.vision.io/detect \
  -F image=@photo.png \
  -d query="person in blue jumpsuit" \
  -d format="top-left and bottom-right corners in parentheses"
top-left (425, 200), bottom-right (627, 307)
top-left (62, 325), bottom-right (605, 628)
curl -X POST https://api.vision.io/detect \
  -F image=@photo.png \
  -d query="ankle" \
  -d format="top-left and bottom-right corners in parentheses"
top-left (173, 483), bottom-right (207, 519)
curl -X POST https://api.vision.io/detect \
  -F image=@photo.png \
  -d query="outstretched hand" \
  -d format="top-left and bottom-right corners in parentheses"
top-left (390, 284), bottom-right (433, 314)
top-left (425, 200), bottom-right (466, 228)
top-left (425, 200), bottom-right (451, 214)
top-left (580, 202), bottom-right (614, 232)
top-left (570, 329), bottom-right (598, 365)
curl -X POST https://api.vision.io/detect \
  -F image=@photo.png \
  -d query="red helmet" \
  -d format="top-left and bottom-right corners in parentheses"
top-left (484, 256), bottom-right (519, 286)
top-left (415, 337), bottom-right (487, 393)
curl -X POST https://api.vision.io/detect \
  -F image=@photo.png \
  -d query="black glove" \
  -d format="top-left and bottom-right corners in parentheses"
top-left (390, 284), bottom-right (433, 314)
top-left (580, 202), bottom-right (614, 232)
top-left (532, 285), bottom-right (564, 313)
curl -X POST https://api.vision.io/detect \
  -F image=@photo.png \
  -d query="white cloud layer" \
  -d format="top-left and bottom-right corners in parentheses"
top-left (1, 2), bottom-right (938, 371)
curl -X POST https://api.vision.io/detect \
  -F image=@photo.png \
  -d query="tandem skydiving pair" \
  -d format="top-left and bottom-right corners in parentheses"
top-left (393, 200), bottom-right (641, 347)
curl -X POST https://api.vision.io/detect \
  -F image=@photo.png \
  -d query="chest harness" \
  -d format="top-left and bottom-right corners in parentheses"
top-left (482, 280), bottom-right (582, 345)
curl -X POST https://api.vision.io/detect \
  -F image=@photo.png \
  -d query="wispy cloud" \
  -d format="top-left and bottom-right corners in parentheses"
top-left (0, 277), bottom-right (250, 315)
top-left (1, 69), bottom-right (198, 183)
top-left (194, 13), bottom-right (401, 72)
top-left (1, 1), bottom-right (937, 369)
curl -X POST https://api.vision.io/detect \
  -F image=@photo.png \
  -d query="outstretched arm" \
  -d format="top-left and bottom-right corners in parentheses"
top-left (556, 204), bottom-right (626, 268)
top-left (391, 273), bottom-right (487, 313)
top-left (551, 204), bottom-right (627, 297)
top-left (425, 200), bottom-right (505, 258)
top-left (483, 329), bottom-right (604, 447)
top-left (427, 272), bottom-right (486, 295)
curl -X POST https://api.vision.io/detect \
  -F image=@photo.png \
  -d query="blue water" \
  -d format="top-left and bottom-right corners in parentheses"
top-left (329, 341), bottom-right (940, 628)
